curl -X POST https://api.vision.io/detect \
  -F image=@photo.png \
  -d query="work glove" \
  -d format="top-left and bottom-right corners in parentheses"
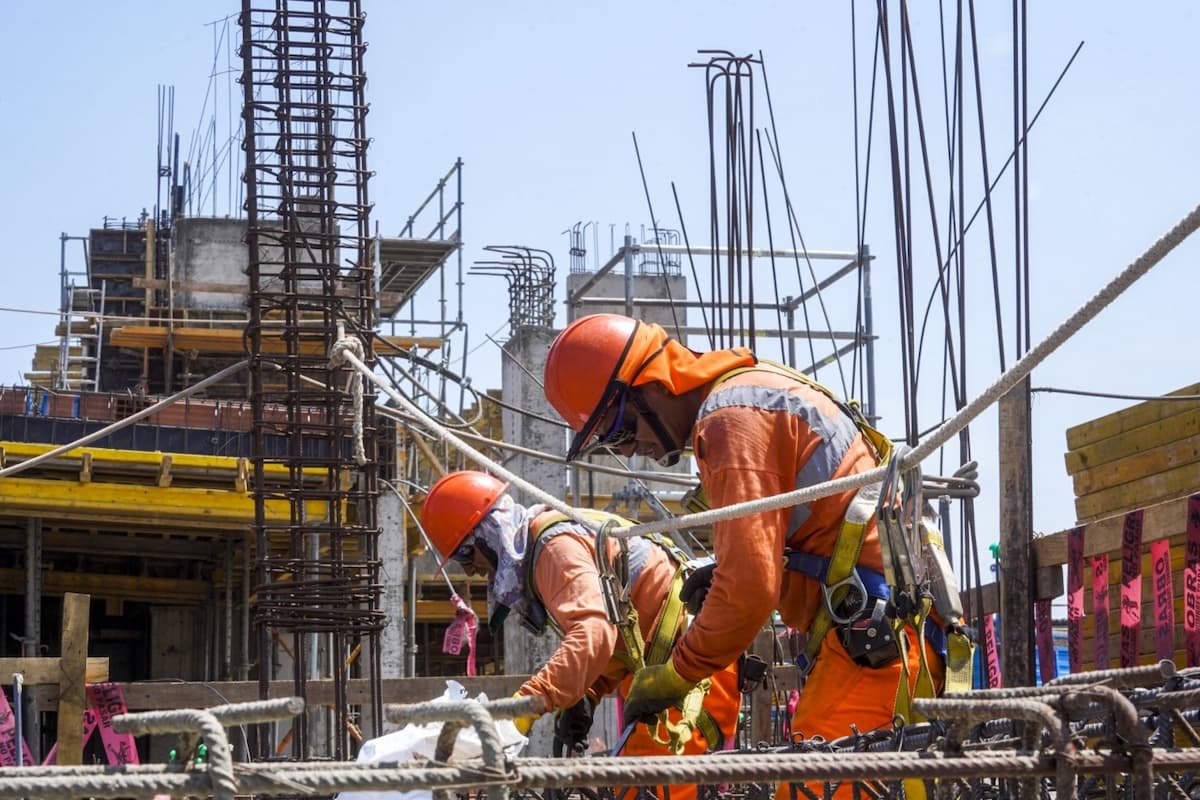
top-left (680, 558), bottom-right (716, 615)
top-left (623, 660), bottom-right (697, 724)
top-left (554, 695), bottom-right (597, 754)
top-left (511, 692), bottom-right (544, 736)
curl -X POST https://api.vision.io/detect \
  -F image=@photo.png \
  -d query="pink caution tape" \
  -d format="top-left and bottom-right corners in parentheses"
top-left (41, 684), bottom-right (140, 767)
top-left (1035, 598), bottom-right (1056, 683)
top-left (442, 594), bottom-right (480, 677)
top-left (1120, 510), bottom-right (1144, 668)
top-left (1186, 495), bottom-right (1200, 666)
top-left (1067, 526), bottom-right (1085, 673)
top-left (1092, 556), bottom-right (1110, 670)
top-left (0, 688), bottom-right (35, 766)
top-left (1151, 539), bottom-right (1175, 661)
top-left (87, 683), bottom-right (139, 765)
top-left (982, 614), bottom-right (1002, 689)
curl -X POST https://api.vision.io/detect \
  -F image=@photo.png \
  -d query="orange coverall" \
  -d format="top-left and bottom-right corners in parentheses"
top-left (671, 367), bottom-right (944, 795)
top-left (518, 525), bottom-right (740, 800)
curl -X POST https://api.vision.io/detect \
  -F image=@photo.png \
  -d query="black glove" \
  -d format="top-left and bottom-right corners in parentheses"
top-left (555, 696), bottom-right (596, 754)
top-left (680, 558), bottom-right (717, 615)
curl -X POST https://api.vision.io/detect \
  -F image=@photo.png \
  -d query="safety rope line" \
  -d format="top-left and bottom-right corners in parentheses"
top-left (0, 360), bottom-right (249, 479)
top-left (3, 670), bottom-right (1196, 798)
top-left (337, 201), bottom-right (1200, 543)
top-left (329, 324), bottom-right (368, 466)
top-left (610, 200), bottom-right (1200, 539)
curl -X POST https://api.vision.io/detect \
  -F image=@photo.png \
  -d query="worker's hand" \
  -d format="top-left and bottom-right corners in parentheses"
top-left (680, 558), bottom-right (716, 615)
top-left (623, 660), bottom-right (696, 724)
top-left (555, 695), bottom-right (597, 753)
top-left (511, 692), bottom-right (544, 735)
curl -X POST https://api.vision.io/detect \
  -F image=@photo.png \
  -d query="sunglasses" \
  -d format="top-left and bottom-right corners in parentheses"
top-left (594, 391), bottom-right (638, 449)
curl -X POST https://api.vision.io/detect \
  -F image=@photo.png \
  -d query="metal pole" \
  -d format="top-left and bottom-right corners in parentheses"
top-left (862, 245), bottom-right (877, 422)
top-left (622, 235), bottom-right (635, 318)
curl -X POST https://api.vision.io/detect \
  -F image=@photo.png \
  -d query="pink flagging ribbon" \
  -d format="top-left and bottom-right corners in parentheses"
top-left (442, 594), bottom-right (479, 677)
top-left (1120, 510), bottom-right (1145, 668)
top-left (87, 683), bottom-right (139, 765)
top-left (43, 684), bottom-right (140, 766)
top-left (1067, 526), bottom-right (1085, 673)
top-left (41, 710), bottom-right (98, 766)
top-left (1035, 598), bottom-right (1056, 683)
top-left (0, 689), bottom-right (35, 766)
top-left (1093, 556), bottom-right (1110, 670)
top-left (1186, 495), bottom-right (1200, 666)
top-left (1151, 539), bottom-right (1175, 662)
top-left (982, 614), bottom-right (1002, 688)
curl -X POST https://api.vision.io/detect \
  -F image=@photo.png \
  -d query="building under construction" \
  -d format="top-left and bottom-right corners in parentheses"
top-left (3, 2), bottom-right (1200, 798)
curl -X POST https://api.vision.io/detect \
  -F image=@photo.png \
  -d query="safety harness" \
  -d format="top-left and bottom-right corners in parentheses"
top-left (522, 509), bottom-right (723, 754)
top-left (709, 361), bottom-right (975, 721)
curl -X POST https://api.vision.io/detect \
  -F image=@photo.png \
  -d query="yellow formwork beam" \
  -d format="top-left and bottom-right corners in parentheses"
top-left (0, 476), bottom-right (329, 528)
top-left (0, 440), bottom-right (325, 480)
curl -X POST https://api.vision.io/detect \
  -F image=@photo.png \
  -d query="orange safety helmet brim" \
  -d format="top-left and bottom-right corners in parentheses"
top-left (421, 470), bottom-right (510, 571)
top-left (544, 314), bottom-right (756, 460)
top-left (544, 314), bottom-right (642, 459)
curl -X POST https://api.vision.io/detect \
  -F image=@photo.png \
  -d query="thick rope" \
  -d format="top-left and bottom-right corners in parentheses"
top-left (0, 360), bottom-right (249, 479)
top-left (110, 708), bottom-right (236, 800)
top-left (5, 745), bottom-right (1200, 798)
top-left (329, 325), bottom-right (368, 466)
top-left (341, 202), bottom-right (1200, 542)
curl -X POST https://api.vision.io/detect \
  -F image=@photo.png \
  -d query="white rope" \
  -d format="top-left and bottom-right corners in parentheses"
top-left (615, 200), bottom-right (1200, 538)
top-left (330, 325), bottom-right (367, 466)
top-left (339, 201), bottom-right (1200, 540)
top-left (334, 347), bottom-right (599, 533)
top-left (0, 360), bottom-right (249, 479)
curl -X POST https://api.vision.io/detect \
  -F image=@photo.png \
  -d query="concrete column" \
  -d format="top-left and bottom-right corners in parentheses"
top-left (375, 490), bottom-right (407, 735)
top-left (501, 326), bottom-right (563, 755)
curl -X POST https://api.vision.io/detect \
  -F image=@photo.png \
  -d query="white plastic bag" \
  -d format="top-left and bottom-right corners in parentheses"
top-left (336, 680), bottom-right (528, 800)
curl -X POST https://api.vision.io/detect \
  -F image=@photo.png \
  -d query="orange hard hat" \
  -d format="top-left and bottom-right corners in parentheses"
top-left (421, 470), bottom-right (509, 569)
top-left (544, 314), bottom-right (756, 460)
top-left (543, 314), bottom-right (642, 458)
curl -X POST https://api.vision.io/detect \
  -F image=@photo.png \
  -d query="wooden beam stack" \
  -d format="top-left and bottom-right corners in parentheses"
top-left (1064, 381), bottom-right (1200, 524)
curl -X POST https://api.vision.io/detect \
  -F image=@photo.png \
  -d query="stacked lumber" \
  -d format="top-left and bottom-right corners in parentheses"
top-left (1063, 382), bottom-right (1200, 524)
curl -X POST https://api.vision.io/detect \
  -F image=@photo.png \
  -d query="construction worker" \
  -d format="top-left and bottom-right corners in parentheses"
top-left (420, 469), bottom-right (740, 800)
top-left (542, 313), bottom-right (953, 760)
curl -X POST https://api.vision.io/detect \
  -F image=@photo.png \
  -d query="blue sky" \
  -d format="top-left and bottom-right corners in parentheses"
top-left (2, 2), bottom-right (1198, 568)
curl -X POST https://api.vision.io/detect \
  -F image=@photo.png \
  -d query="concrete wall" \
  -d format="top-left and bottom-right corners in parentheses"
top-left (173, 218), bottom-right (248, 311)
top-left (171, 217), bottom-right (329, 312)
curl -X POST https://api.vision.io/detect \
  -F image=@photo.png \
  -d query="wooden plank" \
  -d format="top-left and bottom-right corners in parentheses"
top-left (998, 383), bottom-right (1035, 685)
top-left (57, 593), bottom-right (91, 766)
top-left (35, 675), bottom-right (533, 712)
top-left (0, 658), bottom-right (109, 685)
top-left (1072, 432), bottom-right (1200, 496)
top-left (1033, 495), bottom-right (1188, 566)
top-left (961, 566), bottom-right (1064, 619)
top-left (1065, 383), bottom-right (1200, 450)
top-left (0, 568), bottom-right (211, 606)
top-left (1075, 461), bottom-right (1200, 522)
top-left (1065, 407), bottom-right (1200, 475)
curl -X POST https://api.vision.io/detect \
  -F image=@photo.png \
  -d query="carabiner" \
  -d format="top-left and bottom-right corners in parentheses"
top-left (822, 569), bottom-right (869, 626)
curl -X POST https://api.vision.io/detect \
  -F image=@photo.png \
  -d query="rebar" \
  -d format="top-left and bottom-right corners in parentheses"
top-left (240, 0), bottom-right (383, 760)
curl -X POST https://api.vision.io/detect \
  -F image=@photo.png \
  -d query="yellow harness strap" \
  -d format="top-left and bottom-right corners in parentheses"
top-left (799, 482), bottom-right (881, 671)
top-left (534, 512), bottom-right (720, 754)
